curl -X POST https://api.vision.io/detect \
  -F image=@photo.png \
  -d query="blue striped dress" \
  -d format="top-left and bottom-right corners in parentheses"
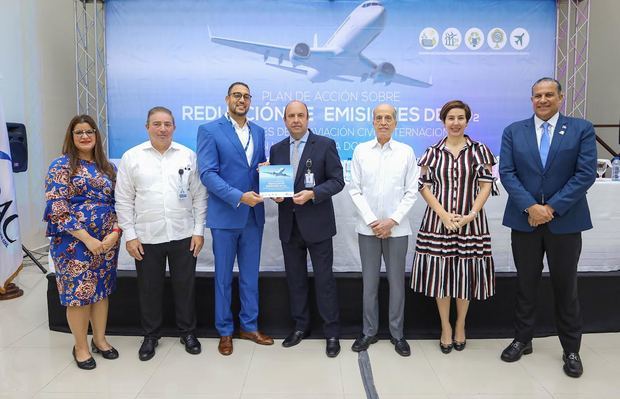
top-left (411, 136), bottom-right (498, 300)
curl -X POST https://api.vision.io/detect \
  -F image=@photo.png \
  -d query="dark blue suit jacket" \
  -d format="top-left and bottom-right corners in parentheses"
top-left (197, 115), bottom-right (266, 229)
top-left (269, 131), bottom-right (344, 243)
top-left (499, 114), bottom-right (596, 234)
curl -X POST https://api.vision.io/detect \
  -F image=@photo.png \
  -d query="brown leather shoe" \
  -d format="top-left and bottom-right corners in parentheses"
top-left (239, 330), bottom-right (274, 345)
top-left (218, 336), bottom-right (233, 356)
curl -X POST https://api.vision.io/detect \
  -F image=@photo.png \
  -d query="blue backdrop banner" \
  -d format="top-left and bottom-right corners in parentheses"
top-left (106, 0), bottom-right (556, 160)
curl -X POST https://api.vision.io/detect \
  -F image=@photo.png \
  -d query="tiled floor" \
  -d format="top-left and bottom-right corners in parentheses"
top-left (1, 262), bottom-right (619, 399)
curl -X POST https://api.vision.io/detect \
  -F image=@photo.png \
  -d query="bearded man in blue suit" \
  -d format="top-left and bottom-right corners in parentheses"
top-left (197, 82), bottom-right (274, 356)
top-left (499, 77), bottom-right (596, 378)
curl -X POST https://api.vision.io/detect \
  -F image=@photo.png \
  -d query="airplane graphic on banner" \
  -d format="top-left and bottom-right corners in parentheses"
top-left (262, 167), bottom-right (291, 177)
top-left (209, 1), bottom-right (431, 88)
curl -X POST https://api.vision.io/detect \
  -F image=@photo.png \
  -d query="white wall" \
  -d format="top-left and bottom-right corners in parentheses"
top-left (587, 0), bottom-right (620, 158)
top-left (0, 0), bottom-right (75, 249)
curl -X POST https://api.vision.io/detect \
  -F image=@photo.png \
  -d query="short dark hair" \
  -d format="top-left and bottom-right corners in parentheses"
top-left (227, 81), bottom-right (250, 95)
top-left (531, 77), bottom-right (562, 95)
top-left (439, 100), bottom-right (471, 123)
top-left (283, 100), bottom-right (309, 119)
top-left (146, 106), bottom-right (175, 126)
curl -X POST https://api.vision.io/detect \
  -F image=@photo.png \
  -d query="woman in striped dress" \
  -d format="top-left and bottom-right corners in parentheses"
top-left (411, 100), bottom-right (498, 353)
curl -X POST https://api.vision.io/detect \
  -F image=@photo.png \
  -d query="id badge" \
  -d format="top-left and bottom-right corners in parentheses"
top-left (304, 172), bottom-right (315, 188)
top-left (178, 165), bottom-right (190, 200)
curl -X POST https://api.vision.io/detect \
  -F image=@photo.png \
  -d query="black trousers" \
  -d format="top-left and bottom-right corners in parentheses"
top-left (511, 225), bottom-right (582, 353)
top-left (281, 216), bottom-right (340, 338)
top-left (135, 237), bottom-right (197, 338)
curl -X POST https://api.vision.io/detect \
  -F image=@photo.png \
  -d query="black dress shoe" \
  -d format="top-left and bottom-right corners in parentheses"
top-left (453, 340), bottom-right (466, 351)
top-left (91, 340), bottom-right (119, 359)
top-left (72, 347), bottom-right (96, 370)
top-left (282, 330), bottom-right (310, 348)
top-left (500, 340), bottom-right (533, 362)
top-left (390, 337), bottom-right (411, 357)
top-left (180, 334), bottom-right (201, 355)
top-left (563, 352), bottom-right (583, 378)
top-left (326, 337), bottom-right (341, 358)
top-left (439, 341), bottom-right (453, 354)
top-left (139, 337), bottom-right (159, 361)
top-left (351, 334), bottom-right (378, 352)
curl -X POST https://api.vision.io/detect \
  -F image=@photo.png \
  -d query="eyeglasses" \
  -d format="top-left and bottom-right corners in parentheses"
top-left (73, 129), bottom-right (96, 137)
top-left (230, 92), bottom-right (252, 101)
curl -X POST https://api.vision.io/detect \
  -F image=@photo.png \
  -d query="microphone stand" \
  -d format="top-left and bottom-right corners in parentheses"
top-left (22, 245), bottom-right (48, 274)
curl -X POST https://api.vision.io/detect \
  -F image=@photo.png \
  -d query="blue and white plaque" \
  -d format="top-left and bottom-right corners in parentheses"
top-left (259, 165), bottom-right (294, 198)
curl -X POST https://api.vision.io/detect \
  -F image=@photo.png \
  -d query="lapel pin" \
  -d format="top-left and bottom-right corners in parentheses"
top-left (558, 125), bottom-right (567, 135)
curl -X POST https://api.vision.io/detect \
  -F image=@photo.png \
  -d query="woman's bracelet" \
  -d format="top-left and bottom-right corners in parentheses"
top-left (111, 227), bottom-right (122, 234)
top-left (469, 210), bottom-right (479, 218)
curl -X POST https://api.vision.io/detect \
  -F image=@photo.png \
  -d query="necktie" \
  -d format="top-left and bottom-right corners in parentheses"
top-left (291, 140), bottom-right (300, 176)
top-left (539, 121), bottom-right (550, 167)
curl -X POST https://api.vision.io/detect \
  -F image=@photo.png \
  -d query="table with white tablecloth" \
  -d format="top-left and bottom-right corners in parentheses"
top-left (98, 180), bottom-right (619, 273)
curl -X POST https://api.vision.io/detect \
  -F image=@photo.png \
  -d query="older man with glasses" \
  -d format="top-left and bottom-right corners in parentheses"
top-left (197, 82), bottom-right (274, 356)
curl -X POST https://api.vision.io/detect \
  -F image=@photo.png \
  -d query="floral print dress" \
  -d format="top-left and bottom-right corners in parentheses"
top-left (44, 155), bottom-right (119, 306)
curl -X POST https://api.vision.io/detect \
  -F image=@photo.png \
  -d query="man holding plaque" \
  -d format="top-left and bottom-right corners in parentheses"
top-left (197, 82), bottom-right (274, 356)
top-left (269, 100), bottom-right (345, 357)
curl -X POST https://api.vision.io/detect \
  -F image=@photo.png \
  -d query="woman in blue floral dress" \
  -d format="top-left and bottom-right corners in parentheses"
top-left (44, 115), bottom-right (121, 370)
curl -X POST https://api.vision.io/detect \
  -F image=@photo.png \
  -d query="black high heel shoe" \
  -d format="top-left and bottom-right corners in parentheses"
top-left (453, 340), bottom-right (466, 351)
top-left (439, 341), bottom-right (453, 354)
top-left (91, 340), bottom-right (119, 359)
top-left (73, 346), bottom-right (96, 370)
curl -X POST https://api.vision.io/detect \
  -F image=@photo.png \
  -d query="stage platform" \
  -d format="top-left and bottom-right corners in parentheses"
top-left (47, 271), bottom-right (620, 339)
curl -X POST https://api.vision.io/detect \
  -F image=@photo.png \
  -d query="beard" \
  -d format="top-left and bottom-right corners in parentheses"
top-left (229, 105), bottom-right (249, 117)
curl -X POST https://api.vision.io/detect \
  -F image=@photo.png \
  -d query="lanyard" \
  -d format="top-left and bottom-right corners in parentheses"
top-left (243, 128), bottom-right (251, 153)
top-left (227, 113), bottom-right (251, 153)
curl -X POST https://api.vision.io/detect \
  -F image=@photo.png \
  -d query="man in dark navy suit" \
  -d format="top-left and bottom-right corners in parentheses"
top-left (499, 77), bottom-right (596, 378)
top-left (269, 100), bottom-right (344, 357)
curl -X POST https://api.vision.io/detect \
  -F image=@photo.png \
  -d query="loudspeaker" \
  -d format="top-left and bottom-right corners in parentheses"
top-left (6, 123), bottom-right (28, 173)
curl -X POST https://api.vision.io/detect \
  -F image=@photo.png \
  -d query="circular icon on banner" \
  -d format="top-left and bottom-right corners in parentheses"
top-left (510, 27), bottom-right (530, 50)
top-left (464, 28), bottom-right (485, 50)
top-left (419, 27), bottom-right (439, 50)
top-left (441, 28), bottom-right (462, 50)
top-left (487, 27), bottom-right (507, 50)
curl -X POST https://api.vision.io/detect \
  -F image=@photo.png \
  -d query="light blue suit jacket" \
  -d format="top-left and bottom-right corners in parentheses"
top-left (499, 114), bottom-right (596, 234)
top-left (197, 115), bottom-right (266, 229)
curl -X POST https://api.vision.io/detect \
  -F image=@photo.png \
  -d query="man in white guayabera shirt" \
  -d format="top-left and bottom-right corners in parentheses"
top-left (348, 103), bottom-right (419, 357)
top-left (115, 106), bottom-right (207, 361)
